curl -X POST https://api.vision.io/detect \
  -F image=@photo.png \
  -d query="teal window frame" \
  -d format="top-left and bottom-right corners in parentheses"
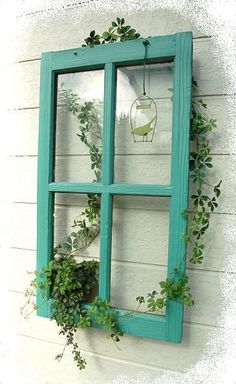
top-left (37, 32), bottom-right (193, 343)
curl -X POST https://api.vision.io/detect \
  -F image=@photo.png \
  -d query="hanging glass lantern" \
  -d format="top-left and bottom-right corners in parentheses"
top-left (129, 40), bottom-right (157, 143)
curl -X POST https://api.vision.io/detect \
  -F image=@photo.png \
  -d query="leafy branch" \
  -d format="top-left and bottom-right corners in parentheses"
top-left (136, 80), bottom-right (222, 311)
top-left (82, 17), bottom-right (141, 47)
top-left (22, 255), bottom-right (122, 370)
top-left (136, 270), bottom-right (193, 313)
top-left (55, 90), bottom-right (103, 258)
top-left (184, 81), bottom-right (222, 265)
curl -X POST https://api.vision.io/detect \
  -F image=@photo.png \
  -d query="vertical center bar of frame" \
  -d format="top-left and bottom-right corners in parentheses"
top-left (102, 63), bottom-right (116, 185)
top-left (99, 63), bottom-right (116, 300)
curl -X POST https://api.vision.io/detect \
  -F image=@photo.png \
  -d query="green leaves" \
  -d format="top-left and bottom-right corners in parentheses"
top-left (60, 89), bottom-right (102, 183)
top-left (214, 180), bottom-right (222, 198)
top-left (88, 298), bottom-right (123, 344)
top-left (147, 296), bottom-right (165, 311)
top-left (184, 96), bottom-right (222, 265)
top-left (190, 140), bottom-right (213, 185)
top-left (82, 17), bottom-right (141, 47)
top-left (190, 242), bottom-right (205, 264)
top-left (32, 255), bottom-right (123, 370)
top-left (49, 72), bottom-right (107, 370)
top-left (136, 296), bottom-right (145, 305)
top-left (190, 112), bottom-right (215, 142)
top-left (83, 30), bottom-right (101, 47)
top-left (136, 83), bottom-right (221, 312)
top-left (207, 196), bottom-right (218, 212)
top-left (102, 28), bottom-right (118, 43)
top-left (136, 271), bottom-right (194, 311)
top-left (42, 257), bottom-right (100, 368)
top-left (191, 189), bottom-right (208, 207)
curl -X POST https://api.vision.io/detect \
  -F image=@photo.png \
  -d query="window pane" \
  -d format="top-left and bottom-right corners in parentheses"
top-left (114, 63), bottom-right (173, 185)
top-left (55, 70), bottom-right (104, 183)
top-left (53, 193), bottom-right (101, 301)
top-left (110, 195), bottom-right (169, 314)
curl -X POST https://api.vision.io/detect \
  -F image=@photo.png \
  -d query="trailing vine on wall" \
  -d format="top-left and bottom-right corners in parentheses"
top-left (22, 17), bottom-right (221, 369)
top-left (135, 84), bottom-right (222, 312)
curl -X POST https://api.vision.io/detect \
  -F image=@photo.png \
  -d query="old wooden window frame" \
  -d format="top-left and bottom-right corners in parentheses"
top-left (37, 32), bottom-right (192, 342)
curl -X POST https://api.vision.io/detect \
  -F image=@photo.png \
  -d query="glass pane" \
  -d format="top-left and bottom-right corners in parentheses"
top-left (55, 70), bottom-right (104, 183)
top-left (110, 195), bottom-right (169, 314)
top-left (114, 63), bottom-right (173, 184)
top-left (54, 193), bottom-right (101, 301)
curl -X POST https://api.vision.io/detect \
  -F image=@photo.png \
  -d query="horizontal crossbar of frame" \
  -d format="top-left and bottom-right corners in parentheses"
top-left (50, 35), bottom-right (176, 72)
top-left (38, 299), bottom-right (167, 341)
top-left (49, 182), bottom-right (173, 196)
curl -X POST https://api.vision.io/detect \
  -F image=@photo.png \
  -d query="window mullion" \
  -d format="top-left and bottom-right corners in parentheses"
top-left (99, 63), bottom-right (116, 300)
top-left (102, 63), bottom-right (116, 185)
top-left (99, 193), bottom-right (113, 300)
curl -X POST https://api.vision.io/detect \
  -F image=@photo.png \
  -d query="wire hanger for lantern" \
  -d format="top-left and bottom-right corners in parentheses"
top-left (130, 40), bottom-right (157, 143)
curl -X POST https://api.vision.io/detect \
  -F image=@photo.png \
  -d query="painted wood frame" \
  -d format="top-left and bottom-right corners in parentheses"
top-left (37, 32), bottom-right (193, 342)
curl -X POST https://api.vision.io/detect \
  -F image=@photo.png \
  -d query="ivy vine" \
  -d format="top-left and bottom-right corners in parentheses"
top-left (22, 81), bottom-right (125, 368)
top-left (22, 18), bottom-right (222, 369)
top-left (135, 81), bottom-right (222, 312)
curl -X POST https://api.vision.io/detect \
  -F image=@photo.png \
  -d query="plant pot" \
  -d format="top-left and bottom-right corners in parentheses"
top-left (82, 282), bottom-right (98, 302)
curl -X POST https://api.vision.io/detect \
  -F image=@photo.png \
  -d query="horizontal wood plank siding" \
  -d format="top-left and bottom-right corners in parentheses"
top-left (7, 8), bottom-right (233, 382)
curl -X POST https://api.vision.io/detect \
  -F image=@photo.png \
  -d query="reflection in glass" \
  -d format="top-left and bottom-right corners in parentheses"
top-left (55, 70), bottom-right (104, 183)
top-left (115, 62), bottom-right (173, 185)
top-left (110, 195), bottom-right (169, 314)
top-left (53, 193), bottom-right (101, 301)
top-left (54, 193), bottom-right (101, 261)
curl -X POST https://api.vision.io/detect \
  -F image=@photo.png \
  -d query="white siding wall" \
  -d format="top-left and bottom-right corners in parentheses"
top-left (3, 6), bottom-right (235, 384)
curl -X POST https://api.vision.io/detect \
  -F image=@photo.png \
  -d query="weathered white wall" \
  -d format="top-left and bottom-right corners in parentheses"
top-left (2, 5), bottom-right (235, 384)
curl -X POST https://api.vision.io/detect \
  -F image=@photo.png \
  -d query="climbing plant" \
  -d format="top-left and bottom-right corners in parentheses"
top-left (22, 17), bottom-right (221, 369)
top-left (22, 91), bottom-right (123, 369)
top-left (135, 81), bottom-right (222, 312)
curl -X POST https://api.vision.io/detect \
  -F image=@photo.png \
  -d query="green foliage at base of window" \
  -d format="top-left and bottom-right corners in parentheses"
top-left (22, 256), bottom-right (122, 370)
top-left (136, 269), bottom-right (194, 312)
